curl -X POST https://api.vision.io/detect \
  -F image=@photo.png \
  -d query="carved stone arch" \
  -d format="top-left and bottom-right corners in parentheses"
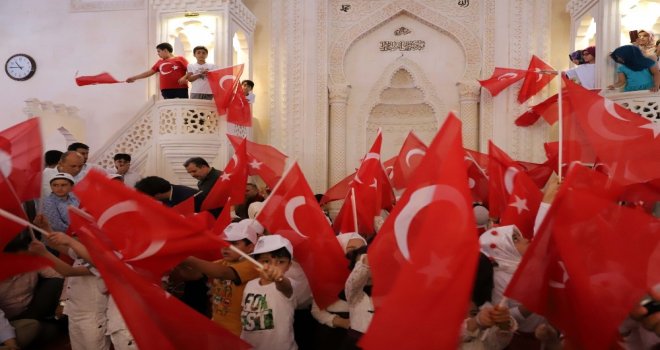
top-left (328, 0), bottom-right (482, 86)
top-left (360, 57), bottom-right (446, 157)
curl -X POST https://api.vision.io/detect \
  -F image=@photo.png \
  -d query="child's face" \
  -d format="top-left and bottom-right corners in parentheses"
top-left (256, 253), bottom-right (291, 273)
top-left (222, 240), bottom-right (253, 262)
top-left (50, 179), bottom-right (72, 198)
top-left (157, 48), bottom-right (171, 59)
top-left (241, 81), bottom-right (252, 93)
top-left (511, 229), bottom-right (529, 255)
top-left (194, 50), bottom-right (208, 62)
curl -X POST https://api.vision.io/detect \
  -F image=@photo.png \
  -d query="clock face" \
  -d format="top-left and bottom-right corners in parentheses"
top-left (5, 54), bottom-right (36, 81)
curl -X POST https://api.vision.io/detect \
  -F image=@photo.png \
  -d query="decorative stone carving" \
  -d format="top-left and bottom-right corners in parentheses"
top-left (329, 0), bottom-right (482, 85)
top-left (159, 109), bottom-right (177, 134)
top-left (457, 80), bottom-right (481, 149)
top-left (606, 91), bottom-right (660, 123)
top-left (328, 83), bottom-right (350, 186)
top-left (183, 109), bottom-right (219, 134)
top-left (565, 0), bottom-right (598, 19)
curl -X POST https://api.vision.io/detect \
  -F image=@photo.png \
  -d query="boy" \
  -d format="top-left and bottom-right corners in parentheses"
top-left (110, 153), bottom-right (141, 187)
top-left (242, 80), bottom-right (255, 104)
top-left (183, 219), bottom-right (261, 335)
top-left (240, 235), bottom-right (297, 350)
top-left (41, 173), bottom-right (79, 232)
top-left (183, 46), bottom-right (218, 100)
top-left (126, 42), bottom-right (189, 99)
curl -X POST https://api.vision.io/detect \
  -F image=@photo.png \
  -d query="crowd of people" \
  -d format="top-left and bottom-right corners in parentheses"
top-left (1, 41), bottom-right (659, 350)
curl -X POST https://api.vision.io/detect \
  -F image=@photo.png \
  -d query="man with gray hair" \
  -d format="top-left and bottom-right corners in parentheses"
top-left (41, 151), bottom-right (84, 197)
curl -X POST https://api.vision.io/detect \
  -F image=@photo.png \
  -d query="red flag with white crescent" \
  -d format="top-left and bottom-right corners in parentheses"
top-left (255, 163), bottom-right (349, 309)
top-left (226, 134), bottom-right (288, 188)
top-left (478, 67), bottom-right (527, 96)
top-left (207, 64), bottom-right (244, 115)
top-left (0, 118), bottom-right (42, 201)
top-left (200, 139), bottom-right (248, 211)
top-left (75, 72), bottom-right (121, 86)
top-left (363, 113), bottom-right (478, 350)
top-left (390, 131), bottom-right (427, 190)
top-left (517, 55), bottom-right (557, 103)
top-left (74, 219), bottom-right (250, 350)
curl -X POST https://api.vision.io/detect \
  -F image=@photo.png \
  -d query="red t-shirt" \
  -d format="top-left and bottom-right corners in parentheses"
top-left (151, 56), bottom-right (188, 90)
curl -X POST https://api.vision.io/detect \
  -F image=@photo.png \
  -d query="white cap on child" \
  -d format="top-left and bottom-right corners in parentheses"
top-left (251, 235), bottom-right (293, 257)
top-left (223, 220), bottom-right (260, 244)
top-left (336, 232), bottom-right (367, 254)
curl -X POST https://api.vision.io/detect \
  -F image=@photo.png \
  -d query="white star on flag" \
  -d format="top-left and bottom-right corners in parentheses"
top-left (509, 195), bottom-right (529, 214)
top-left (639, 122), bottom-right (660, 139)
top-left (220, 173), bottom-right (232, 181)
top-left (370, 179), bottom-right (378, 189)
top-left (417, 253), bottom-right (452, 287)
top-left (249, 159), bottom-right (263, 170)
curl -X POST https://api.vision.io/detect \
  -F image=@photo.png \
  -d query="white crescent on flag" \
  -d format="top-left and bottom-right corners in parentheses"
top-left (219, 75), bottom-right (236, 91)
top-left (405, 148), bottom-right (426, 167)
top-left (97, 200), bottom-right (139, 229)
top-left (394, 184), bottom-right (468, 261)
top-left (497, 72), bottom-right (518, 80)
top-left (284, 196), bottom-right (309, 239)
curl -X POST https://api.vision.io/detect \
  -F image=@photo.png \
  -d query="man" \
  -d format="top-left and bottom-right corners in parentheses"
top-left (41, 151), bottom-right (84, 197)
top-left (234, 183), bottom-right (265, 219)
top-left (44, 150), bottom-right (63, 169)
top-left (110, 153), bottom-right (142, 187)
top-left (134, 176), bottom-right (200, 209)
top-left (67, 142), bottom-right (106, 181)
top-left (183, 157), bottom-right (221, 196)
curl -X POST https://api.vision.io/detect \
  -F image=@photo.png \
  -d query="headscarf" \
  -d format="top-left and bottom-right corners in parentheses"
top-left (636, 30), bottom-right (657, 58)
top-left (247, 201), bottom-right (264, 219)
top-left (569, 50), bottom-right (584, 65)
top-left (611, 45), bottom-right (657, 71)
top-left (583, 46), bottom-right (596, 58)
top-left (479, 225), bottom-right (521, 304)
top-left (336, 232), bottom-right (367, 254)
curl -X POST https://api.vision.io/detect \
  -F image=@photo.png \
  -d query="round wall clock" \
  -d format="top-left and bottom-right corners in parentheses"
top-left (5, 54), bottom-right (37, 81)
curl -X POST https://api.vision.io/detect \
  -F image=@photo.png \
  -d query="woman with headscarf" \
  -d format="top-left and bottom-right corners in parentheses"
top-left (479, 225), bottom-right (561, 350)
top-left (608, 45), bottom-right (660, 92)
top-left (310, 233), bottom-right (367, 350)
top-left (634, 29), bottom-right (657, 59)
top-left (565, 46), bottom-right (596, 89)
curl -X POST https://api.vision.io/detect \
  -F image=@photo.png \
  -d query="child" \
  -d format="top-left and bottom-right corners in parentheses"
top-left (242, 80), bottom-right (255, 104)
top-left (183, 46), bottom-right (218, 100)
top-left (126, 42), bottom-right (189, 99)
top-left (41, 173), bottom-right (79, 233)
top-left (182, 219), bottom-right (261, 336)
top-left (608, 45), bottom-right (660, 92)
top-left (240, 235), bottom-right (297, 350)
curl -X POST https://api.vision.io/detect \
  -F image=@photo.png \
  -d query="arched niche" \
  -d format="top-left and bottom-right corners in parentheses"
top-left (362, 57), bottom-right (445, 160)
top-left (232, 30), bottom-right (250, 76)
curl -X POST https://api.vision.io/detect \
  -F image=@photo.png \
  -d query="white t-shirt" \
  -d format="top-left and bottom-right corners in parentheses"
top-left (187, 62), bottom-right (218, 94)
top-left (240, 279), bottom-right (297, 350)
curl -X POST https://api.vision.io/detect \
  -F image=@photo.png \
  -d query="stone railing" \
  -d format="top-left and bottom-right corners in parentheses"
top-left (91, 98), bottom-right (252, 187)
top-left (603, 90), bottom-right (660, 124)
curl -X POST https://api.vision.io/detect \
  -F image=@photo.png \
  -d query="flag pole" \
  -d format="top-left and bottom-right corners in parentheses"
top-left (557, 75), bottom-right (564, 181)
top-left (350, 187), bottom-right (359, 233)
top-left (229, 244), bottom-right (264, 270)
top-left (0, 209), bottom-right (51, 238)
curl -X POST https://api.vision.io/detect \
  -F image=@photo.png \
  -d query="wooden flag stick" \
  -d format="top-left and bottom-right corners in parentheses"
top-left (0, 208), bottom-right (51, 238)
top-left (351, 188), bottom-right (359, 233)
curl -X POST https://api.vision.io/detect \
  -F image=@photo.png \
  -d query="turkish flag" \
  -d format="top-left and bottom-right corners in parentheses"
top-left (0, 173), bottom-right (28, 249)
top-left (74, 219), bottom-right (250, 350)
top-left (72, 170), bottom-right (226, 280)
top-left (517, 55), bottom-right (557, 103)
top-left (515, 92), bottom-right (562, 126)
top-left (255, 163), bottom-right (349, 309)
top-left (487, 141), bottom-right (524, 220)
top-left (362, 113), bottom-right (478, 350)
top-left (505, 165), bottom-right (659, 350)
top-left (0, 118), bottom-right (42, 201)
top-left (320, 172), bottom-right (355, 205)
top-left (212, 197), bottom-right (233, 237)
top-left (332, 190), bottom-right (358, 234)
top-left (200, 139), bottom-right (248, 211)
top-left (207, 64), bottom-right (244, 115)
top-left (226, 82), bottom-right (252, 126)
top-left (478, 67), bottom-right (527, 97)
top-left (516, 159), bottom-right (553, 190)
top-left (347, 131), bottom-right (396, 234)
top-left (564, 78), bottom-right (660, 185)
top-left (75, 72), bottom-right (121, 86)
top-left (390, 131), bottom-right (427, 190)
top-left (0, 254), bottom-right (53, 282)
top-left (464, 150), bottom-right (489, 205)
top-left (171, 195), bottom-right (195, 216)
top-left (499, 166), bottom-right (543, 239)
top-left (227, 134), bottom-right (288, 188)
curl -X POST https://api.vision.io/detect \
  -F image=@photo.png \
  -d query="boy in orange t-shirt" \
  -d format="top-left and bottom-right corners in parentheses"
top-left (183, 219), bottom-right (262, 335)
